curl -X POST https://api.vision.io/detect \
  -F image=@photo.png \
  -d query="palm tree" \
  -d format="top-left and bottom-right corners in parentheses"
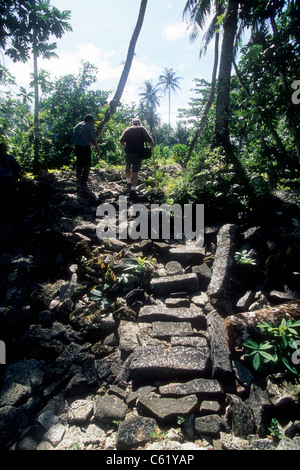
top-left (24, 0), bottom-right (72, 170)
top-left (96, 0), bottom-right (148, 138)
top-left (183, 0), bottom-right (256, 199)
top-left (139, 80), bottom-right (160, 134)
top-left (183, 0), bottom-right (224, 158)
top-left (157, 67), bottom-right (182, 141)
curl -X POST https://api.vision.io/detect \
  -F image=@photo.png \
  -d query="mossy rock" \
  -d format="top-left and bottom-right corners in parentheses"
top-left (112, 305), bottom-right (137, 322)
top-left (91, 343), bottom-right (115, 358)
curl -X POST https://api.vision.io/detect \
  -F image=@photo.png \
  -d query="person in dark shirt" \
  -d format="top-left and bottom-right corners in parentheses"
top-left (74, 114), bottom-right (99, 186)
top-left (119, 118), bottom-right (154, 199)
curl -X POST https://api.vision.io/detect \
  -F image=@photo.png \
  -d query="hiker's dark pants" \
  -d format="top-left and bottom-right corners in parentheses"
top-left (75, 145), bottom-right (91, 184)
top-left (0, 177), bottom-right (18, 219)
top-left (125, 152), bottom-right (142, 173)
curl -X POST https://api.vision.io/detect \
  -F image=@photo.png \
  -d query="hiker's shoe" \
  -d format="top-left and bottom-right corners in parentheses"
top-left (127, 183), bottom-right (132, 192)
top-left (129, 190), bottom-right (138, 201)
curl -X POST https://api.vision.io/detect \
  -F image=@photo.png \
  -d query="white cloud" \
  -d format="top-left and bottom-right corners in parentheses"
top-left (163, 22), bottom-right (189, 41)
top-left (128, 57), bottom-right (160, 85)
top-left (4, 43), bottom-right (124, 92)
top-left (42, 43), bottom-right (121, 84)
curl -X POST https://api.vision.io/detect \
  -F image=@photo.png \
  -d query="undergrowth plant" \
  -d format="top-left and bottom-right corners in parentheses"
top-left (243, 318), bottom-right (300, 377)
top-left (234, 249), bottom-right (256, 265)
top-left (88, 253), bottom-right (156, 318)
top-left (268, 418), bottom-right (283, 441)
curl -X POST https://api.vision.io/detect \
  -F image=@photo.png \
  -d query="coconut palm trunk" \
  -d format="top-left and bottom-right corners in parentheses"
top-left (96, 0), bottom-right (148, 138)
top-left (188, 28), bottom-right (220, 158)
top-left (212, 0), bottom-right (238, 153)
top-left (211, 0), bottom-right (255, 196)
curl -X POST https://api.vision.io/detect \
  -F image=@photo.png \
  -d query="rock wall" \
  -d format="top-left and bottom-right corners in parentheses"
top-left (0, 168), bottom-right (300, 451)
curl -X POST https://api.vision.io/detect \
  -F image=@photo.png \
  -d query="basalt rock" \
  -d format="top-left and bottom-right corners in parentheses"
top-left (1, 169), bottom-right (300, 451)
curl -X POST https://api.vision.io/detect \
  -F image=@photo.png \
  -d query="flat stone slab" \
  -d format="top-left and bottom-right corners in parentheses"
top-left (169, 247), bottom-right (205, 265)
top-left (136, 394), bottom-right (198, 422)
top-left (138, 304), bottom-right (206, 328)
top-left (170, 336), bottom-right (208, 347)
top-left (130, 345), bottom-right (211, 381)
top-left (152, 321), bottom-right (194, 338)
top-left (207, 311), bottom-right (234, 383)
top-left (165, 297), bottom-right (190, 308)
top-left (149, 273), bottom-right (199, 296)
top-left (207, 224), bottom-right (237, 299)
top-left (118, 320), bottom-right (140, 355)
top-left (159, 378), bottom-right (224, 397)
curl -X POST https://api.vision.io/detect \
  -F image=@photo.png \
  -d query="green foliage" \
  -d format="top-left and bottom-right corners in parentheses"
top-left (243, 318), bottom-right (300, 376)
top-left (87, 252), bottom-right (155, 316)
top-left (39, 61), bottom-right (109, 169)
top-left (268, 418), bottom-right (283, 441)
top-left (0, 0), bottom-right (72, 63)
top-left (1, 1), bottom-right (299, 189)
top-left (150, 430), bottom-right (167, 442)
top-left (123, 256), bottom-right (157, 275)
top-left (171, 144), bottom-right (189, 168)
top-left (177, 415), bottom-right (185, 426)
top-left (164, 146), bottom-right (248, 222)
top-left (234, 250), bottom-right (256, 265)
top-left (243, 339), bottom-right (275, 372)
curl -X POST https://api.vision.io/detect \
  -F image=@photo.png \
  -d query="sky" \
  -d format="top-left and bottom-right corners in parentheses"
top-left (2, 1), bottom-right (220, 125)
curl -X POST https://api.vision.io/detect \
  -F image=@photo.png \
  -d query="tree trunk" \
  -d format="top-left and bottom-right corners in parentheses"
top-left (33, 48), bottom-right (39, 171)
top-left (188, 29), bottom-right (220, 159)
top-left (32, 0), bottom-right (39, 171)
top-left (212, 0), bottom-right (256, 199)
top-left (212, 0), bottom-right (238, 153)
top-left (168, 86), bottom-right (171, 142)
top-left (96, 0), bottom-right (148, 138)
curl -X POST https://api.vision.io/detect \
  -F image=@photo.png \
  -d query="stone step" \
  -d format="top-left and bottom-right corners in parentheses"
top-left (149, 273), bottom-right (199, 296)
top-left (152, 321), bottom-right (194, 339)
top-left (170, 336), bottom-right (208, 347)
top-left (129, 344), bottom-right (211, 383)
top-left (138, 304), bottom-right (206, 329)
top-left (158, 378), bottom-right (224, 397)
top-left (136, 394), bottom-right (199, 423)
top-left (168, 247), bottom-right (205, 265)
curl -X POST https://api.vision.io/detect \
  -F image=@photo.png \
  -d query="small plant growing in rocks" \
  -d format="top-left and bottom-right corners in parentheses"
top-left (234, 249), bottom-right (256, 265)
top-left (268, 418), bottom-right (283, 441)
top-left (243, 318), bottom-right (300, 376)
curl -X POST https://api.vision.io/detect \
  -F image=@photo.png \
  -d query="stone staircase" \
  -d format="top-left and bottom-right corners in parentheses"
top-left (1, 168), bottom-right (300, 451)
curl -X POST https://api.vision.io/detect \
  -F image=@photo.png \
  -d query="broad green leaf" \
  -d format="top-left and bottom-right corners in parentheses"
top-left (243, 340), bottom-right (259, 349)
top-left (253, 353), bottom-right (261, 370)
top-left (260, 351), bottom-right (276, 362)
top-left (282, 357), bottom-right (297, 375)
top-left (287, 328), bottom-right (299, 335)
top-left (259, 342), bottom-right (273, 350)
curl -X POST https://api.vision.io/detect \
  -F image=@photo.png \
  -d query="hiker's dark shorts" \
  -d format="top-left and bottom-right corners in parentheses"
top-left (125, 152), bottom-right (142, 173)
top-left (75, 145), bottom-right (91, 166)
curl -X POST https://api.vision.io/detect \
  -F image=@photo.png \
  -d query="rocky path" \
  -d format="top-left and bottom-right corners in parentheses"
top-left (0, 167), bottom-right (300, 451)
